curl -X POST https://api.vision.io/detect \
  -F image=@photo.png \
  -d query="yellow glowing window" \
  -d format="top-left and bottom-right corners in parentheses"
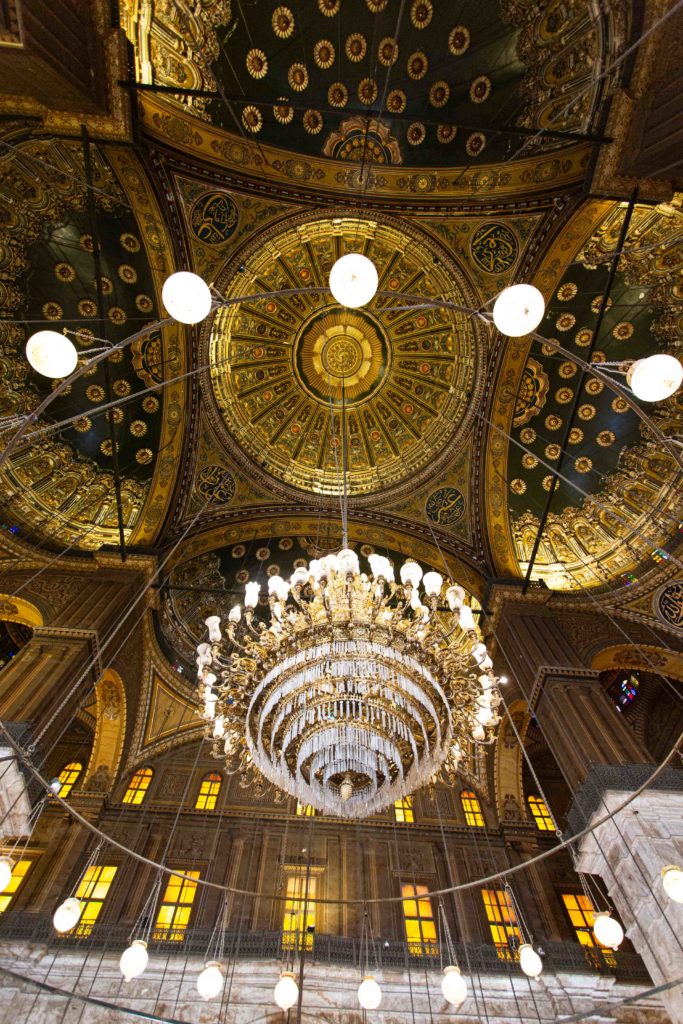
top-left (562, 893), bottom-right (618, 966)
top-left (394, 796), bottom-right (414, 823)
top-left (57, 762), bottom-right (82, 798)
top-left (123, 767), bottom-right (153, 805)
top-left (283, 873), bottom-right (316, 951)
top-left (195, 772), bottom-right (222, 811)
top-left (154, 871), bottom-right (200, 941)
top-left (0, 859), bottom-right (32, 913)
top-left (528, 795), bottom-right (554, 831)
top-left (481, 889), bottom-right (522, 959)
top-left (401, 883), bottom-right (437, 955)
top-left (296, 802), bottom-right (315, 817)
top-left (73, 865), bottom-right (118, 936)
top-left (461, 790), bottom-right (485, 827)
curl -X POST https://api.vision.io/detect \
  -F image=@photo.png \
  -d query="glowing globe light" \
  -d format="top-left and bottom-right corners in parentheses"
top-left (274, 971), bottom-right (299, 1010)
top-left (441, 965), bottom-right (467, 1006)
top-left (197, 961), bottom-right (224, 1000)
top-left (49, 777), bottom-right (62, 795)
top-left (662, 865), bottom-right (683, 903)
top-left (519, 943), bottom-right (543, 977)
top-left (0, 856), bottom-right (13, 893)
top-left (592, 912), bottom-right (624, 950)
top-left (627, 354), bottom-right (683, 402)
top-left (329, 253), bottom-right (378, 308)
top-left (162, 272), bottom-right (212, 324)
top-left (53, 896), bottom-right (83, 933)
top-left (492, 285), bottom-right (545, 337)
top-left (120, 939), bottom-right (149, 982)
top-left (26, 330), bottom-right (78, 378)
top-left (358, 976), bottom-right (382, 1010)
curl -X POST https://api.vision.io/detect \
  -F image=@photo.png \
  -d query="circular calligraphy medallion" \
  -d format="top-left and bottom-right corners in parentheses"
top-left (190, 192), bottom-right (239, 246)
top-left (426, 487), bottom-right (465, 525)
top-left (655, 581), bottom-right (683, 632)
top-left (470, 222), bottom-right (519, 275)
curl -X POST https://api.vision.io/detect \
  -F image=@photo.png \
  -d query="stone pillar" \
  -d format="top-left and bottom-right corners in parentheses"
top-left (534, 668), bottom-right (650, 791)
top-left (574, 769), bottom-right (683, 1024)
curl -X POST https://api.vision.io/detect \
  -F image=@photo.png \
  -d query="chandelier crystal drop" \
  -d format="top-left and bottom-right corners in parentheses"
top-left (196, 551), bottom-right (502, 818)
top-left (329, 253), bottom-right (379, 308)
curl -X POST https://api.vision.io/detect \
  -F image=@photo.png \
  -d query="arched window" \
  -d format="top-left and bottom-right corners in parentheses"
top-left (296, 802), bottom-right (315, 817)
top-left (57, 762), bottom-right (82, 798)
top-left (122, 767), bottom-right (153, 805)
top-left (528, 795), bottom-right (554, 831)
top-left (461, 790), bottom-right (484, 827)
top-left (195, 772), bottom-right (222, 811)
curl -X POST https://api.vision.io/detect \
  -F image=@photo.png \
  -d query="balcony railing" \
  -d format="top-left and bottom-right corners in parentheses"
top-left (0, 912), bottom-right (651, 984)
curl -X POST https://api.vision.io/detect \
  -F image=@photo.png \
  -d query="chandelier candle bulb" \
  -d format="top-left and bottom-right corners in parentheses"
top-left (26, 330), bottom-right (78, 378)
top-left (441, 965), bottom-right (467, 1006)
top-left (244, 581), bottom-right (260, 608)
top-left (446, 585), bottom-right (465, 610)
top-left (119, 940), bottom-right (149, 982)
top-left (592, 912), bottom-right (624, 950)
top-left (358, 976), bottom-right (382, 1010)
top-left (492, 284), bottom-right (545, 337)
top-left (197, 961), bottom-right (224, 1000)
top-left (329, 253), bottom-right (379, 308)
top-left (205, 616), bottom-right (221, 642)
top-left (662, 865), bottom-right (683, 903)
top-left (274, 972), bottom-right (299, 1010)
top-left (0, 856), bottom-right (13, 893)
top-left (423, 571), bottom-right (444, 598)
top-left (519, 943), bottom-right (543, 977)
top-left (400, 559), bottom-right (423, 588)
top-left (458, 606), bottom-right (476, 631)
top-left (53, 897), bottom-right (83, 933)
top-left (162, 271), bottom-right (212, 324)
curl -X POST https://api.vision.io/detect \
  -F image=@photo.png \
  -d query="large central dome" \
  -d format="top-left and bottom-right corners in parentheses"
top-left (206, 214), bottom-right (482, 500)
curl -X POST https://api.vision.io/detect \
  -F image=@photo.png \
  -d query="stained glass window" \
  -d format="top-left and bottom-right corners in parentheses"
top-left (57, 762), bottom-right (82, 798)
top-left (401, 883), bottom-right (438, 955)
top-left (615, 674), bottom-right (639, 712)
top-left (528, 795), bottom-right (554, 831)
top-left (73, 865), bottom-right (118, 936)
top-left (461, 790), bottom-right (484, 827)
top-left (283, 873), bottom-right (316, 950)
top-left (0, 859), bottom-right (32, 914)
top-left (481, 889), bottom-right (521, 959)
top-left (195, 772), bottom-right (222, 811)
top-left (154, 871), bottom-right (200, 941)
top-left (394, 796), bottom-right (414, 823)
top-left (123, 767), bottom-right (153, 805)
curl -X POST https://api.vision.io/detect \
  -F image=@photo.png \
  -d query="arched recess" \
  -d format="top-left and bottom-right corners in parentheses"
top-left (591, 644), bottom-right (683, 683)
top-left (494, 699), bottom-right (531, 823)
top-left (82, 668), bottom-right (127, 793)
top-left (0, 593), bottom-right (43, 629)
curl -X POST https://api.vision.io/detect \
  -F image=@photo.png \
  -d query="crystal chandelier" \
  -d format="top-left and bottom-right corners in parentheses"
top-left (195, 551), bottom-right (502, 818)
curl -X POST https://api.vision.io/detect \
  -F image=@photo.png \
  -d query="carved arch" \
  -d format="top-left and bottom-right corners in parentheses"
top-left (494, 699), bottom-right (532, 824)
top-left (591, 643), bottom-right (683, 684)
top-left (0, 593), bottom-right (43, 629)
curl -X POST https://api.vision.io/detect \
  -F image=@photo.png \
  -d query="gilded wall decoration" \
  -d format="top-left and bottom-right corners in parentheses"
top-left (204, 212), bottom-right (487, 504)
top-left (322, 117), bottom-right (402, 165)
top-left (470, 222), bottom-right (520, 275)
top-left (513, 358), bottom-right (550, 428)
top-left (425, 487), bottom-right (466, 526)
top-left (655, 582), bottom-right (683, 632)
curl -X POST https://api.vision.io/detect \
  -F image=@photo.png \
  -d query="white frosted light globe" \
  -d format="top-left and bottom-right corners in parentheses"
top-left (120, 939), bottom-right (148, 982)
top-left (441, 965), bottom-right (467, 1006)
top-left (162, 271), bottom-right (212, 324)
top-left (358, 976), bottom-right (382, 1010)
top-left (329, 253), bottom-right (378, 308)
top-left (519, 943), bottom-right (543, 977)
top-left (592, 912), bottom-right (624, 950)
top-left (53, 896), bottom-right (83, 933)
top-left (197, 961), bottom-right (224, 1000)
top-left (492, 285), bottom-right (545, 337)
top-left (274, 972), bottom-right (299, 1010)
top-left (0, 856), bottom-right (13, 893)
top-left (26, 330), bottom-right (78, 378)
top-left (662, 865), bottom-right (683, 903)
top-left (627, 354), bottom-right (683, 402)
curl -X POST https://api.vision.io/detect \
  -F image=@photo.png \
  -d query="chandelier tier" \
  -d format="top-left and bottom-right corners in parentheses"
top-left (196, 551), bottom-right (502, 818)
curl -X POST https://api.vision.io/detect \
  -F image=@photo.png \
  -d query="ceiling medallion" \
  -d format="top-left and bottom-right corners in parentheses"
top-left (205, 215), bottom-right (481, 501)
top-left (197, 553), bottom-right (502, 818)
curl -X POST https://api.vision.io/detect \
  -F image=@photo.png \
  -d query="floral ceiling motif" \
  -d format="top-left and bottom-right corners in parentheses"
top-left (203, 213), bottom-right (485, 501)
